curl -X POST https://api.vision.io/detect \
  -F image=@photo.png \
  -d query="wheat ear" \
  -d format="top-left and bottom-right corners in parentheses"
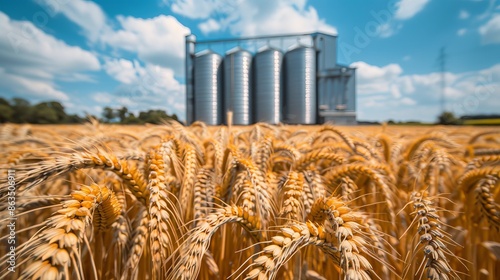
top-left (19, 184), bottom-right (113, 280)
top-left (167, 205), bottom-right (261, 280)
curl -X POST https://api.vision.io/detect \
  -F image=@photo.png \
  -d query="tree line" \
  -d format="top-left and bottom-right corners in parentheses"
top-left (0, 97), bottom-right (179, 125)
top-left (101, 106), bottom-right (179, 124)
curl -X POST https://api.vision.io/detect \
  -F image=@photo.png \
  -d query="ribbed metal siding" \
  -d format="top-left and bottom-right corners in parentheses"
top-left (194, 51), bottom-right (223, 125)
top-left (224, 48), bottom-right (252, 125)
top-left (284, 46), bottom-right (317, 124)
top-left (254, 47), bottom-right (283, 124)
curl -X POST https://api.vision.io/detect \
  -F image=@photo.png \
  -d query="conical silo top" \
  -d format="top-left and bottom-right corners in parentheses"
top-left (195, 49), bottom-right (218, 57)
top-left (287, 42), bottom-right (309, 52)
top-left (225, 46), bottom-right (250, 55)
top-left (257, 45), bottom-right (281, 53)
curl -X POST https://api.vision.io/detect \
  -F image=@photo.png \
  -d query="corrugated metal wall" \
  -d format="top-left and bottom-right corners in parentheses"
top-left (194, 51), bottom-right (223, 125)
top-left (254, 47), bottom-right (283, 124)
top-left (224, 47), bottom-right (253, 125)
top-left (284, 46), bottom-right (317, 124)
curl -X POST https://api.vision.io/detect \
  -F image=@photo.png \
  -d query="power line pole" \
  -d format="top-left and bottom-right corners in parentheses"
top-left (437, 47), bottom-right (446, 114)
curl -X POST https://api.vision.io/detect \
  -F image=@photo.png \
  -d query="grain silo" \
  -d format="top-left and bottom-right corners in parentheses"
top-left (185, 32), bottom-right (357, 125)
top-left (284, 45), bottom-right (316, 124)
top-left (254, 46), bottom-right (283, 124)
top-left (193, 50), bottom-right (223, 125)
top-left (224, 47), bottom-right (253, 125)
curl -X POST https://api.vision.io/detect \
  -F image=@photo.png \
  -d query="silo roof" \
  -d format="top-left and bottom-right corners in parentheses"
top-left (195, 49), bottom-right (217, 57)
top-left (225, 46), bottom-right (250, 55)
top-left (257, 45), bottom-right (280, 53)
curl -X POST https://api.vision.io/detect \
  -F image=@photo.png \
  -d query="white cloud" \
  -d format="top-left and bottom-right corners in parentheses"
top-left (459, 10), bottom-right (470, 20)
top-left (96, 59), bottom-right (186, 120)
top-left (457, 28), bottom-right (467, 36)
top-left (33, 0), bottom-right (191, 118)
top-left (0, 12), bottom-right (100, 79)
top-left (370, 0), bottom-right (428, 38)
top-left (0, 68), bottom-right (68, 101)
top-left (169, 0), bottom-right (336, 37)
top-left (198, 18), bottom-right (221, 34)
top-left (92, 92), bottom-right (113, 104)
top-left (376, 23), bottom-right (395, 38)
top-left (352, 61), bottom-right (500, 121)
top-left (227, 2), bottom-right (336, 36)
top-left (479, 13), bottom-right (500, 44)
top-left (394, 0), bottom-right (430, 20)
top-left (390, 84), bottom-right (401, 98)
top-left (103, 58), bottom-right (140, 84)
top-left (400, 97), bottom-right (416, 105)
top-left (102, 15), bottom-right (190, 73)
top-left (35, 0), bottom-right (109, 42)
top-left (0, 12), bottom-right (100, 102)
top-left (36, 0), bottom-right (191, 73)
top-left (350, 61), bottom-right (403, 94)
top-left (170, 0), bottom-right (232, 19)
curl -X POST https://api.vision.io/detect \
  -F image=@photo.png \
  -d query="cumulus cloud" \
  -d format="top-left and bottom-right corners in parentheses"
top-left (35, 0), bottom-right (109, 42)
top-left (457, 28), bottom-right (467, 36)
top-left (102, 15), bottom-right (190, 73)
top-left (103, 58), bottom-right (140, 85)
top-left (95, 59), bottom-right (186, 120)
top-left (33, 1), bottom-right (191, 118)
top-left (198, 18), bottom-right (221, 34)
top-left (350, 61), bottom-right (403, 94)
top-left (366, 0), bottom-right (430, 39)
top-left (376, 23), bottom-right (397, 38)
top-left (0, 12), bottom-right (100, 79)
top-left (400, 97), bottom-right (416, 105)
top-left (0, 12), bottom-right (100, 102)
top-left (36, 0), bottom-right (191, 73)
top-left (479, 13), bottom-right (500, 44)
top-left (227, 1), bottom-right (336, 36)
top-left (0, 67), bottom-right (69, 101)
top-left (459, 10), bottom-right (470, 20)
top-left (169, 0), bottom-right (337, 36)
top-left (394, 0), bottom-right (430, 20)
top-left (352, 61), bottom-right (500, 121)
top-left (170, 0), bottom-right (233, 19)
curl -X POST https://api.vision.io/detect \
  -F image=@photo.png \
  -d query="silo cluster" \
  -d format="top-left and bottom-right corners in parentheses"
top-left (190, 44), bottom-right (316, 125)
top-left (185, 32), bottom-right (357, 126)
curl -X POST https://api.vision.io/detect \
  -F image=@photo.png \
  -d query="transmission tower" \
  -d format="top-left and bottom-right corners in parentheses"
top-left (437, 47), bottom-right (446, 114)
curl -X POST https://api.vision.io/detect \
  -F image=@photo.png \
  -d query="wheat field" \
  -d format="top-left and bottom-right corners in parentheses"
top-left (0, 120), bottom-right (499, 280)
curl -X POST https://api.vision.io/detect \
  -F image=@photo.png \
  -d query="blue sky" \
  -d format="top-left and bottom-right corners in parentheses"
top-left (0, 0), bottom-right (499, 122)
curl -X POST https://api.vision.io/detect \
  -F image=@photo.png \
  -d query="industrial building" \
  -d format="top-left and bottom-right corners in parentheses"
top-left (185, 32), bottom-right (356, 125)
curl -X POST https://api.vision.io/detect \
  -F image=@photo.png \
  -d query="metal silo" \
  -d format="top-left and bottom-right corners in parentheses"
top-left (194, 50), bottom-right (223, 125)
top-left (254, 46), bottom-right (283, 124)
top-left (284, 45), bottom-right (317, 124)
top-left (224, 47), bottom-right (252, 125)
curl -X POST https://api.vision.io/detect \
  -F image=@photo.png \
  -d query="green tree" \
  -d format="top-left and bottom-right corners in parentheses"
top-left (437, 111), bottom-right (461, 125)
top-left (0, 104), bottom-right (14, 123)
top-left (0, 97), bottom-right (10, 106)
top-left (11, 98), bottom-right (31, 123)
top-left (122, 112), bottom-right (143, 124)
top-left (0, 98), bottom-right (13, 122)
top-left (48, 101), bottom-right (67, 123)
top-left (102, 107), bottom-right (116, 123)
top-left (66, 114), bottom-right (83, 124)
top-left (28, 103), bottom-right (59, 124)
top-left (117, 106), bottom-right (129, 123)
top-left (138, 109), bottom-right (171, 124)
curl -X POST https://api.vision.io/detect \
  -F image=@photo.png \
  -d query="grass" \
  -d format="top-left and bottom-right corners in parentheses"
top-left (463, 118), bottom-right (500, 125)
